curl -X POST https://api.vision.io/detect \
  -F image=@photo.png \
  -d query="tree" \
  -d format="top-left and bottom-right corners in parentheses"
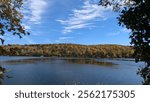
top-left (99, 0), bottom-right (150, 84)
top-left (0, 0), bottom-right (29, 44)
top-left (0, 0), bottom-right (29, 84)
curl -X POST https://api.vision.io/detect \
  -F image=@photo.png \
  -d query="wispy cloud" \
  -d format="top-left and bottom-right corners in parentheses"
top-left (59, 37), bottom-right (73, 40)
top-left (29, 0), bottom-right (47, 24)
top-left (22, 24), bottom-right (31, 30)
top-left (23, 0), bottom-right (47, 25)
top-left (55, 36), bottom-right (74, 43)
top-left (57, 0), bottom-right (112, 33)
top-left (121, 28), bottom-right (131, 33)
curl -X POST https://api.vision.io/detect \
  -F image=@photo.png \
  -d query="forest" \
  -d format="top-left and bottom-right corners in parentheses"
top-left (0, 44), bottom-right (134, 58)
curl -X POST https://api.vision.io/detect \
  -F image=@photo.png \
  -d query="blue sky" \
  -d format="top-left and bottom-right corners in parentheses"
top-left (2, 0), bottom-right (131, 45)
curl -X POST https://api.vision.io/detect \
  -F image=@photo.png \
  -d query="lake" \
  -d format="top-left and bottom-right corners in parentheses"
top-left (0, 56), bottom-right (144, 85)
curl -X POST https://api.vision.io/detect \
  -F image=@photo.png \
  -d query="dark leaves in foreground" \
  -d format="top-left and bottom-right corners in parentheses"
top-left (99, 0), bottom-right (150, 85)
top-left (0, 0), bottom-right (29, 44)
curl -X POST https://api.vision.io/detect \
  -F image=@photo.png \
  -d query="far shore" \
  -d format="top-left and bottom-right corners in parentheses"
top-left (0, 44), bottom-right (134, 58)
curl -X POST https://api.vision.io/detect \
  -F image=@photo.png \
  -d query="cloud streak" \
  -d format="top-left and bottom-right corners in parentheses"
top-left (29, 0), bottom-right (47, 24)
top-left (55, 36), bottom-right (74, 43)
top-left (57, 0), bottom-right (112, 33)
top-left (59, 37), bottom-right (73, 40)
top-left (23, 0), bottom-right (47, 25)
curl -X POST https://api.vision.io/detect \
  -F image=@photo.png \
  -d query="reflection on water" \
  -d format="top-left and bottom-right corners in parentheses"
top-left (2, 58), bottom-right (50, 65)
top-left (2, 57), bottom-right (117, 67)
top-left (0, 56), bottom-right (145, 85)
top-left (65, 59), bottom-right (117, 67)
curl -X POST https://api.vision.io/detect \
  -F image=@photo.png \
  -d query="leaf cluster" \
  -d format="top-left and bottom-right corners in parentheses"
top-left (99, 0), bottom-right (150, 67)
top-left (0, 0), bottom-right (29, 44)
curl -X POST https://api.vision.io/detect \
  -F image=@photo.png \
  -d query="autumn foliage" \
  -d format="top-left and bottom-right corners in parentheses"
top-left (0, 44), bottom-right (133, 58)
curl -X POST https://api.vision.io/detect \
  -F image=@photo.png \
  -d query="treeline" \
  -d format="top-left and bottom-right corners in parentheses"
top-left (0, 44), bottom-right (134, 58)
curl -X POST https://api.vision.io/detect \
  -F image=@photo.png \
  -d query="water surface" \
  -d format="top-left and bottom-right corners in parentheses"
top-left (0, 56), bottom-right (144, 85)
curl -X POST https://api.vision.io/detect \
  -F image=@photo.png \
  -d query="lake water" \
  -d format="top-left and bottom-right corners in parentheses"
top-left (0, 56), bottom-right (144, 85)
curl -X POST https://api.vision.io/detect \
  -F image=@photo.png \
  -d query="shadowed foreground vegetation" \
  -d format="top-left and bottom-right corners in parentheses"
top-left (0, 44), bottom-right (134, 58)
